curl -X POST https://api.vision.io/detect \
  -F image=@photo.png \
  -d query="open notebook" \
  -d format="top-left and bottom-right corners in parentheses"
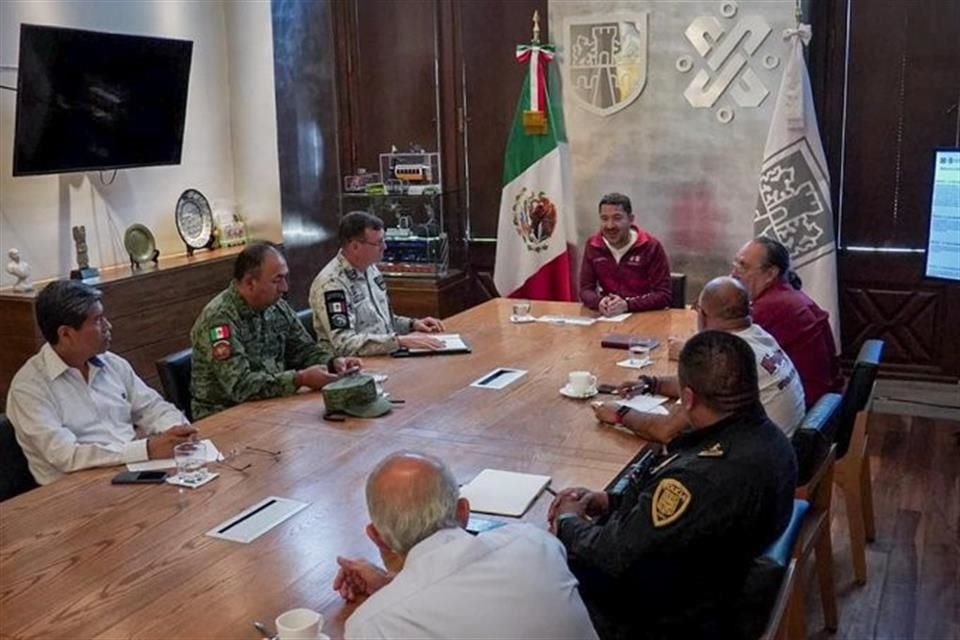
top-left (460, 469), bottom-right (551, 517)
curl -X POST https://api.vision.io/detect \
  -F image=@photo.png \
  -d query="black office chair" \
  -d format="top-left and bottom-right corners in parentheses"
top-left (669, 272), bottom-right (686, 309)
top-left (0, 413), bottom-right (38, 502)
top-left (792, 393), bottom-right (842, 486)
top-left (156, 348), bottom-right (193, 421)
top-left (296, 308), bottom-right (316, 341)
top-left (831, 339), bottom-right (884, 457)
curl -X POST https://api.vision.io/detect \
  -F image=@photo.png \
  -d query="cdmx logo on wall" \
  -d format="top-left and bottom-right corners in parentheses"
top-left (676, 1), bottom-right (779, 124)
top-left (564, 13), bottom-right (648, 117)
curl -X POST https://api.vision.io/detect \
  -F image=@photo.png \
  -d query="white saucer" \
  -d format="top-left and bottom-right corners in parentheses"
top-left (560, 384), bottom-right (598, 399)
top-left (616, 358), bottom-right (652, 370)
top-left (510, 314), bottom-right (536, 324)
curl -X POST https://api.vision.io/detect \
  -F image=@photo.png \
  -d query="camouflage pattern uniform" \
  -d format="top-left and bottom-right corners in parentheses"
top-left (308, 252), bottom-right (414, 356)
top-left (190, 284), bottom-right (334, 419)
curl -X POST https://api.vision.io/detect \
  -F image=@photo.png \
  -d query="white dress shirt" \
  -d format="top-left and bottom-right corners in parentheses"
top-left (733, 324), bottom-right (806, 437)
top-left (6, 343), bottom-right (184, 485)
top-left (345, 524), bottom-right (598, 640)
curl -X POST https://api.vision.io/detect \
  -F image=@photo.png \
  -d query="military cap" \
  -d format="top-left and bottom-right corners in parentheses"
top-left (322, 373), bottom-right (392, 418)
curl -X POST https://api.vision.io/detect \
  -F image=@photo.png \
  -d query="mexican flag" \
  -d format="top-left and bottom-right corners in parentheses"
top-left (493, 43), bottom-right (576, 301)
top-left (754, 24), bottom-right (840, 346)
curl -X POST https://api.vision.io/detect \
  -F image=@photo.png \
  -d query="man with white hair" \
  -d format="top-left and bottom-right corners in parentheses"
top-left (333, 451), bottom-right (598, 639)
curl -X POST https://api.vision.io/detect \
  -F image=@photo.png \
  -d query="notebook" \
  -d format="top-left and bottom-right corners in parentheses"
top-left (392, 334), bottom-right (472, 357)
top-left (460, 469), bottom-right (551, 517)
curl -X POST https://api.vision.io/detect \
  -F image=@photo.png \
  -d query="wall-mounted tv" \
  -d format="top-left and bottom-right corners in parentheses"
top-left (924, 148), bottom-right (960, 281)
top-left (13, 24), bottom-right (193, 177)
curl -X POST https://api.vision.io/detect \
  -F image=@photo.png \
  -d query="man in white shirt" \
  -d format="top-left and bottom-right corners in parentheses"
top-left (594, 276), bottom-right (805, 439)
top-left (332, 451), bottom-right (598, 640)
top-left (6, 280), bottom-right (196, 485)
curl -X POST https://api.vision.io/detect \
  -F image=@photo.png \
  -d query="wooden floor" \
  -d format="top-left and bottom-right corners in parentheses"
top-left (806, 413), bottom-right (960, 640)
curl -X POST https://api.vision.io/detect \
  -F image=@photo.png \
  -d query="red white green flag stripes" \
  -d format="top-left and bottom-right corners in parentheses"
top-left (494, 46), bottom-right (576, 301)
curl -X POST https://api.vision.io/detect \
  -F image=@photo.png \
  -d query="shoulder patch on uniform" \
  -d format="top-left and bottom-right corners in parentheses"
top-left (324, 290), bottom-right (350, 329)
top-left (698, 443), bottom-right (725, 458)
top-left (209, 324), bottom-right (231, 342)
top-left (374, 274), bottom-right (387, 290)
top-left (651, 478), bottom-right (692, 528)
top-left (211, 339), bottom-right (232, 361)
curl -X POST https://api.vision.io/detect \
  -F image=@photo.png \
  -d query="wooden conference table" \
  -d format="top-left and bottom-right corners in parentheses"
top-left (0, 299), bottom-right (695, 640)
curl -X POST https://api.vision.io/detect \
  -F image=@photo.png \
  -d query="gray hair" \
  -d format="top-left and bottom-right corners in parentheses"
top-left (365, 451), bottom-right (460, 555)
top-left (35, 280), bottom-right (103, 345)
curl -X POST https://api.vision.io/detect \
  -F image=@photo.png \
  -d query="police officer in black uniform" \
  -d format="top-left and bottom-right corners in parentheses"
top-left (548, 330), bottom-right (797, 639)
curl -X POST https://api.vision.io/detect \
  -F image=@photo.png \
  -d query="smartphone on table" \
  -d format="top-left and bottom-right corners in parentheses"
top-left (111, 470), bottom-right (169, 484)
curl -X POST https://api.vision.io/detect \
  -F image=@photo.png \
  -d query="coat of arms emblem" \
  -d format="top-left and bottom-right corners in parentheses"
top-left (564, 14), bottom-right (648, 116)
top-left (512, 188), bottom-right (558, 252)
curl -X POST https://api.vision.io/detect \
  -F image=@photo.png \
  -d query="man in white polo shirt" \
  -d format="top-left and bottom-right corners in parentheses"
top-left (595, 276), bottom-right (805, 439)
top-left (333, 451), bottom-right (598, 639)
top-left (6, 280), bottom-right (196, 485)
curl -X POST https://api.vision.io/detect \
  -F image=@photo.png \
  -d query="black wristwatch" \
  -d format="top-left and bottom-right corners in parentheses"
top-left (614, 404), bottom-right (632, 424)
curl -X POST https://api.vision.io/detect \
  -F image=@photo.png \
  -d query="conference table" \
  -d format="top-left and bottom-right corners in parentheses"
top-left (0, 299), bottom-right (695, 640)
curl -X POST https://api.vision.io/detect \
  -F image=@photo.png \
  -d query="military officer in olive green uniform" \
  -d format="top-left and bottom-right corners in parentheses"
top-left (309, 211), bottom-right (446, 356)
top-left (548, 331), bottom-right (797, 639)
top-left (190, 242), bottom-right (362, 419)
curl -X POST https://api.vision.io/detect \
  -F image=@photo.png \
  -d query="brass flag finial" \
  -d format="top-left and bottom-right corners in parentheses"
top-left (532, 10), bottom-right (541, 45)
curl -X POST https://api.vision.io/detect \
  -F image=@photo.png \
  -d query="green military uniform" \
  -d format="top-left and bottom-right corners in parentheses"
top-left (308, 252), bottom-right (415, 356)
top-left (190, 285), bottom-right (334, 419)
top-left (557, 405), bottom-right (797, 639)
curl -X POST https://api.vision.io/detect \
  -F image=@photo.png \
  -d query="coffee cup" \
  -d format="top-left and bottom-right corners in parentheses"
top-left (568, 371), bottom-right (597, 394)
top-left (276, 608), bottom-right (323, 640)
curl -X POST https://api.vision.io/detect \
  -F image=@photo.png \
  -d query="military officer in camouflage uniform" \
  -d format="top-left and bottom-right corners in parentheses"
top-left (190, 242), bottom-right (362, 419)
top-left (548, 331), bottom-right (797, 639)
top-left (309, 211), bottom-right (446, 356)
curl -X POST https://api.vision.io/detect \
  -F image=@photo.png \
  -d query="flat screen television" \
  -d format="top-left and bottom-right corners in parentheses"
top-left (13, 24), bottom-right (193, 176)
top-left (924, 148), bottom-right (960, 281)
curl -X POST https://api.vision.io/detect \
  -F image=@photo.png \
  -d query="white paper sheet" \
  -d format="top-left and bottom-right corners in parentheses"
top-left (596, 313), bottom-right (632, 323)
top-left (406, 333), bottom-right (470, 353)
top-left (461, 469), bottom-right (551, 517)
top-left (616, 358), bottom-right (653, 369)
top-left (617, 395), bottom-right (670, 414)
top-left (534, 315), bottom-right (597, 326)
top-left (127, 438), bottom-right (222, 471)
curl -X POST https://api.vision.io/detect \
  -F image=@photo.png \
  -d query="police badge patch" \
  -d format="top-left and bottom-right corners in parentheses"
top-left (651, 478), bottom-right (692, 527)
top-left (324, 290), bottom-right (350, 329)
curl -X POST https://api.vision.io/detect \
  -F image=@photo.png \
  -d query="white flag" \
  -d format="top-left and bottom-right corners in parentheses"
top-left (755, 25), bottom-right (840, 347)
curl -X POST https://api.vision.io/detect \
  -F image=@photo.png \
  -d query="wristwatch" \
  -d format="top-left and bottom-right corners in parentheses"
top-left (614, 404), bottom-right (632, 424)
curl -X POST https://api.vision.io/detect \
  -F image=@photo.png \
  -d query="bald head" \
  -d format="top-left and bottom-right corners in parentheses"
top-left (365, 451), bottom-right (462, 555)
top-left (697, 276), bottom-right (751, 330)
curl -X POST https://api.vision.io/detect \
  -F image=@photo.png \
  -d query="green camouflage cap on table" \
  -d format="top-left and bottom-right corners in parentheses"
top-left (322, 373), bottom-right (392, 418)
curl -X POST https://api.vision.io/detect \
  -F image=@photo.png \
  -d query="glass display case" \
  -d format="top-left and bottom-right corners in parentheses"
top-left (339, 188), bottom-right (454, 277)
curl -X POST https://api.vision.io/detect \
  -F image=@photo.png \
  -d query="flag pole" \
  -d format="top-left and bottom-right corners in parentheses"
top-left (532, 10), bottom-right (541, 45)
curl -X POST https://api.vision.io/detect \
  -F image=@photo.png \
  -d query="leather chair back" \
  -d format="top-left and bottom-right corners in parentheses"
top-left (792, 393), bottom-right (842, 487)
top-left (0, 413), bottom-right (38, 501)
top-left (155, 348), bottom-right (193, 421)
top-left (833, 339), bottom-right (884, 458)
top-left (670, 272), bottom-right (687, 309)
top-left (296, 308), bottom-right (316, 341)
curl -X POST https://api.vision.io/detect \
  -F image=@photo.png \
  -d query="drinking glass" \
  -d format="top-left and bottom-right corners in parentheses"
top-left (628, 338), bottom-right (651, 367)
top-left (512, 300), bottom-right (532, 319)
top-left (174, 441), bottom-right (207, 484)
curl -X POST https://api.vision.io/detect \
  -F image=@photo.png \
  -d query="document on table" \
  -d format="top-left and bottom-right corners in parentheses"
top-left (403, 333), bottom-right (471, 354)
top-left (535, 314), bottom-right (597, 326)
top-left (127, 438), bottom-right (222, 471)
top-left (460, 469), bottom-right (551, 517)
top-left (616, 395), bottom-right (671, 414)
top-left (596, 312), bottom-right (631, 323)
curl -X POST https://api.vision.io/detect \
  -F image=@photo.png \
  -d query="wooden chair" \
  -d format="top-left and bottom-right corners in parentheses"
top-left (831, 339), bottom-right (884, 584)
top-left (791, 443), bottom-right (839, 638)
top-left (0, 413), bottom-right (38, 502)
top-left (155, 348), bottom-right (193, 421)
top-left (761, 558), bottom-right (799, 640)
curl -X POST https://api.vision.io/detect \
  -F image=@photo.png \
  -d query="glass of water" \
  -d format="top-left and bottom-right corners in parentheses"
top-left (628, 337), bottom-right (651, 367)
top-left (174, 441), bottom-right (207, 484)
top-left (512, 300), bottom-right (532, 320)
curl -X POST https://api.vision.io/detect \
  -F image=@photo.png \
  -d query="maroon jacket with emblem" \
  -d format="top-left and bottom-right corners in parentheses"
top-left (579, 226), bottom-right (672, 312)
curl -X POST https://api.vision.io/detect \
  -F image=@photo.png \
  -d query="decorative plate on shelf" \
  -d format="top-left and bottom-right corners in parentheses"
top-left (123, 223), bottom-right (157, 264)
top-left (174, 189), bottom-right (214, 251)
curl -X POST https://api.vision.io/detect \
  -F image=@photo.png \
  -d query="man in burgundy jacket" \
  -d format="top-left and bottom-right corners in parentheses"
top-left (579, 193), bottom-right (672, 316)
top-left (731, 236), bottom-right (843, 407)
